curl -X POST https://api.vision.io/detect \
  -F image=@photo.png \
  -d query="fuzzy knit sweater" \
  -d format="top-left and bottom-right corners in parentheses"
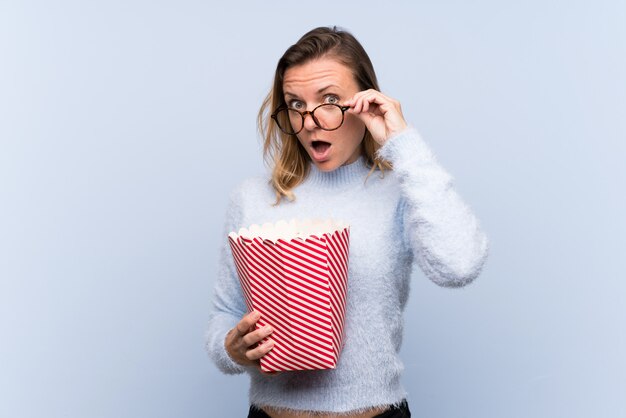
top-left (205, 126), bottom-right (489, 414)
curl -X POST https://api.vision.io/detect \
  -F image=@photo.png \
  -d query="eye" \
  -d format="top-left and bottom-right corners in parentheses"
top-left (324, 94), bottom-right (340, 105)
top-left (288, 100), bottom-right (305, 110)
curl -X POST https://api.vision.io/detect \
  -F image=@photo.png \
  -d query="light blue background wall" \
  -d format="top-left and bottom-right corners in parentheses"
top-left (1, 1), bottom-right (624, 417)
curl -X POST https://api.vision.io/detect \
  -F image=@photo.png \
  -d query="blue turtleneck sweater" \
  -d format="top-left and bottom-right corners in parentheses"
top-left (205, 127), bottom-right (489, 414)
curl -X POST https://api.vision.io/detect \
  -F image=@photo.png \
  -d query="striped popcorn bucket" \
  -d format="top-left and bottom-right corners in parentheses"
top-left (228, 219), bottom-right (350, 372)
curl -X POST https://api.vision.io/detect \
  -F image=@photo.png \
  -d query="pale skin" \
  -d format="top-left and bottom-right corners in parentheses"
top-left (224, 56), bottom-right (409, 418)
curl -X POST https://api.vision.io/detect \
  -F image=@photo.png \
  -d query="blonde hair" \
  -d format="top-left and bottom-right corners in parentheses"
top-left (258, 26), bottom-right (393, 205)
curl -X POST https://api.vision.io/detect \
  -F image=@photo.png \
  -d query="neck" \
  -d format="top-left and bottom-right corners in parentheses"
top-left (306, 156), bottom-right (370, 188)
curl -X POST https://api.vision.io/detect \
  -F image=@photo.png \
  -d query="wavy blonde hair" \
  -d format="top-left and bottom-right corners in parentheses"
top-left (258, 26), bottom-right (393, 205)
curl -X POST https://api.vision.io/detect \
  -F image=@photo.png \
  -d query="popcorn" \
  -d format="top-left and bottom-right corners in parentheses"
top-left (228, 219), bottom-right (350, 372)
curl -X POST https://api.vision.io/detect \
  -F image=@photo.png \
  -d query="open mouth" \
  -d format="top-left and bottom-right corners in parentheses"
top-left (310, 140), bottom-right (332, 162)
top-left (312, 140), bottom-right (331, 152)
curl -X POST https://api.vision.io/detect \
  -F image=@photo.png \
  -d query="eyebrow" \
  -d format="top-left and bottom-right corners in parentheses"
top-left (284, 85), bottom-right (340, 99)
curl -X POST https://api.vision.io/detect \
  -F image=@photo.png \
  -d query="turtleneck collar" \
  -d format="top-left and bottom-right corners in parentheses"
top-left (305, 156), bottom-right (370, 188)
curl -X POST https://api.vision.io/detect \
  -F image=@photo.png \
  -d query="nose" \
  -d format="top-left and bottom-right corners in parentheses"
top-left (302, 110), bottom-right (318, 132)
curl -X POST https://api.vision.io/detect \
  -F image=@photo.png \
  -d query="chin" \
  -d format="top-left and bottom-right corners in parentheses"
top-left (311, 158), bottom-right (340, 172)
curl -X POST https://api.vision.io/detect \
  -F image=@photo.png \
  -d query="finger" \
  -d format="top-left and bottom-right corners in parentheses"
top-left (361, 96), bottom-right (376, 113)
top-left (362, 92), bottom-right (390, 113)
top-left (242, 324), bottom-right (274, 347)
top-left (352, 92), bottom-right (384, 114)
top-left (236, 310), bottom-right (260, 336)
top-left (363, 94), bottom-right (397, 116)
top-left (245, 339), bottom-right (275, 361)
top-left (345, 89), bottom-right (376, 110)
top-left (353, 95), bottom-right (367, 113)
top-left (352, 95), bottom-right (373, 114)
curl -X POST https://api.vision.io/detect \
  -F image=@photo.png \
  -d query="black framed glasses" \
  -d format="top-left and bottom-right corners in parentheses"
top-left (271, 103), bottom-right (350, 135)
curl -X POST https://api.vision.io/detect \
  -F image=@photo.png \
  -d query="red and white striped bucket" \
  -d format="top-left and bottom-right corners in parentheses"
top-left (228, 219), bottom-right (350, 372)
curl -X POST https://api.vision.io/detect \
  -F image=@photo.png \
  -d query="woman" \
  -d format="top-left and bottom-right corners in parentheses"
top-left (205, 26), bottom-right (489, 418)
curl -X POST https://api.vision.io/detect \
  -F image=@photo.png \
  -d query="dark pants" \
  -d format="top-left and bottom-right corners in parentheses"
top-left (247, 400), bottom-right (411, 418)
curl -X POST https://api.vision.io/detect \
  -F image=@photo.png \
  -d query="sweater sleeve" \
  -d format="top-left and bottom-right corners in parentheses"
top-left (204, 185), bottom-right (249, 374)
top-left (376, 127), bottom-right (489, 287)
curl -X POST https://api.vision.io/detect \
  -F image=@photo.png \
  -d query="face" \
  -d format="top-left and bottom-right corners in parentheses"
top-left (282, 56), bottom-right (366, 172)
